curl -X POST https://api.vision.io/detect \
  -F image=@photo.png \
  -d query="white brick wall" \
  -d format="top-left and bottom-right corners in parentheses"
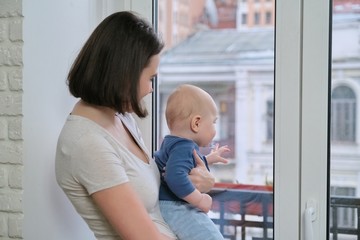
top-left (0, 0), bottom-right (23, 239)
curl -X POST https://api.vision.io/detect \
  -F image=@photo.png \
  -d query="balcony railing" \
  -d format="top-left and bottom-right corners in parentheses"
top-left (210, 183), bottom-right (273, 240)
top-left (330, 196), bottom-right (360, 240)
top-left (210, 183), bottom-right (360, 240)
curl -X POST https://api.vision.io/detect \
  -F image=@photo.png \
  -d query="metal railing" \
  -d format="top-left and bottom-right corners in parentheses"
top-left (330, 196), bottom-right (360, 240)
top-left (210, 186), bottom-right (273, 240)
top-left (210, 187), bottom-right (360, 240)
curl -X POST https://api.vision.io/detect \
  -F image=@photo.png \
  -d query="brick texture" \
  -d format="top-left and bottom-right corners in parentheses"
top-left (0, 0), bottom-right (23, 238)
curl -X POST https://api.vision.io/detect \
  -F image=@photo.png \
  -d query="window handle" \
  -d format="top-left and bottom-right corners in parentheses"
top-left (304, 199), bottom-right (317, 240)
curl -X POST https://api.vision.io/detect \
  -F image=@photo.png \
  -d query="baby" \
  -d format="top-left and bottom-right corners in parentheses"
top-left (155, 84), bottom-right (229, 240)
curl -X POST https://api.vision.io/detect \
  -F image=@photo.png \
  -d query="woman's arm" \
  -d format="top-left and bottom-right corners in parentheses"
top-left (92, 183), bottom-right (173, 240)
top-left (188, 150), bottom-right (215, 193)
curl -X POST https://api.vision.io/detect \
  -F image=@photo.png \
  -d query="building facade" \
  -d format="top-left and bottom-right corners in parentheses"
top-left (158, 7), bottom-right (360, 197)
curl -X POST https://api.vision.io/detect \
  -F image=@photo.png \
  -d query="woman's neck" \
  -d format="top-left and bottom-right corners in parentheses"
top-left (71, 100), bottom-right (117, 127)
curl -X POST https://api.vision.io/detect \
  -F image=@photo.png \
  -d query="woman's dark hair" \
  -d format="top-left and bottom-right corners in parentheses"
top-left (67, 11), bottom-right (164, 118)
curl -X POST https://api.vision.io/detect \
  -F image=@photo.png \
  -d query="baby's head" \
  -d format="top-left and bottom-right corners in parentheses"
top-left (165, 84), bottom-right (218, 147)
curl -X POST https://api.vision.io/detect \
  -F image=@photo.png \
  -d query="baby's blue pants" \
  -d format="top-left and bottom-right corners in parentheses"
top-left (159, 200), bottom-right (224, 240)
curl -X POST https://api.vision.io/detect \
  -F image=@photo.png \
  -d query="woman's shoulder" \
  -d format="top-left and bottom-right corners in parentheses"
top-left (63, 114), bottom-right (104, 135)
top-left (58, 114), bottom-right (113, 149)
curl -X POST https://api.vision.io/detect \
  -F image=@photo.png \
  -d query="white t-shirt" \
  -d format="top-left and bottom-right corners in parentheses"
top-left (55, 113), bottom-right (176, 239)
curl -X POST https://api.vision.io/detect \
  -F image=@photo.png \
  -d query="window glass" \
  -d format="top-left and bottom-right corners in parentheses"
top-left (330, 1), bottom-right (360, 239)
top-left (157, 0), bottom-right (274, 239)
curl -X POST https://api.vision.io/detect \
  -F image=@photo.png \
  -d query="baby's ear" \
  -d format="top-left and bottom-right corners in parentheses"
top-left (190, 115), bottom-right (201, 132)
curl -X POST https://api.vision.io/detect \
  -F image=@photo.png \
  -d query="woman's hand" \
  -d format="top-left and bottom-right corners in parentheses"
top-left (189, 150), bottom-right (215, 193)
top-left (206, 143), bottom-right (230, 164)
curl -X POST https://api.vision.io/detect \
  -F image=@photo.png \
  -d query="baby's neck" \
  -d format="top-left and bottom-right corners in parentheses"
top-left (169, 129), bottom-right (195, 141)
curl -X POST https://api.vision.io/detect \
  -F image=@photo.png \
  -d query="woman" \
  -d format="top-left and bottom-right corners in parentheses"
top-left (55, 11), bottom-right (214, 240)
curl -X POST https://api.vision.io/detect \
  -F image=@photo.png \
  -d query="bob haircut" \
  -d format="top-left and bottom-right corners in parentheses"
top-left (67, 11), bottom-right (164, 118)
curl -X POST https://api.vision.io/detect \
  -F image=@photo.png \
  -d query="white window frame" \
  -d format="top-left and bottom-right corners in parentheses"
top-left (95, 1), bottom-right (331, 239)
top-left (275, 0), bottom-right (330, 239)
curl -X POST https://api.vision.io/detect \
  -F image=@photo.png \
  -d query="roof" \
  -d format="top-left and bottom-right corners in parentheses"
top-left (160, 18), bottom-right (360, 67)
top-left (160, 29), bottom-right (275, 66)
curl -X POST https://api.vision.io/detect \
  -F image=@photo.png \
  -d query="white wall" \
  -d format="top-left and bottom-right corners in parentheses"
top-left (22, 0), bottom-right (153, 239)
top-left (23, 0), bottom-right (95, 239)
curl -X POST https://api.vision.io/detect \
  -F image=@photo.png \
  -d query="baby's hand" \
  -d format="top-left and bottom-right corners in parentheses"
top-left (206, 143), bottom-right (230, 164)
top-left (197, 193), bottom-right (212, 213)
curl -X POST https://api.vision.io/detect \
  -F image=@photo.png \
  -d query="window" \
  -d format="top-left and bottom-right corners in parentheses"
top-left (331, 86), bottom-right (356, 143)
top-left (329, 3), bottom-right (360, 239)
top-left (254, 12), bottom-right (260, 25)
top-left (242, 13), bottom-right (247, 25)
top-left (265, 11), bottom-right (272, 24)
top-left (157, 0), bottom-right (274, 187)
top-left (157, 1), bottom-right (274, 239)
top-left (266, 100), bottom-right (273, 141)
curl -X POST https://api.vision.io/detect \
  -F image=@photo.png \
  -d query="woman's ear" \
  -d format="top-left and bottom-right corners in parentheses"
top-left (190, 115), bottom-right (201, 133)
